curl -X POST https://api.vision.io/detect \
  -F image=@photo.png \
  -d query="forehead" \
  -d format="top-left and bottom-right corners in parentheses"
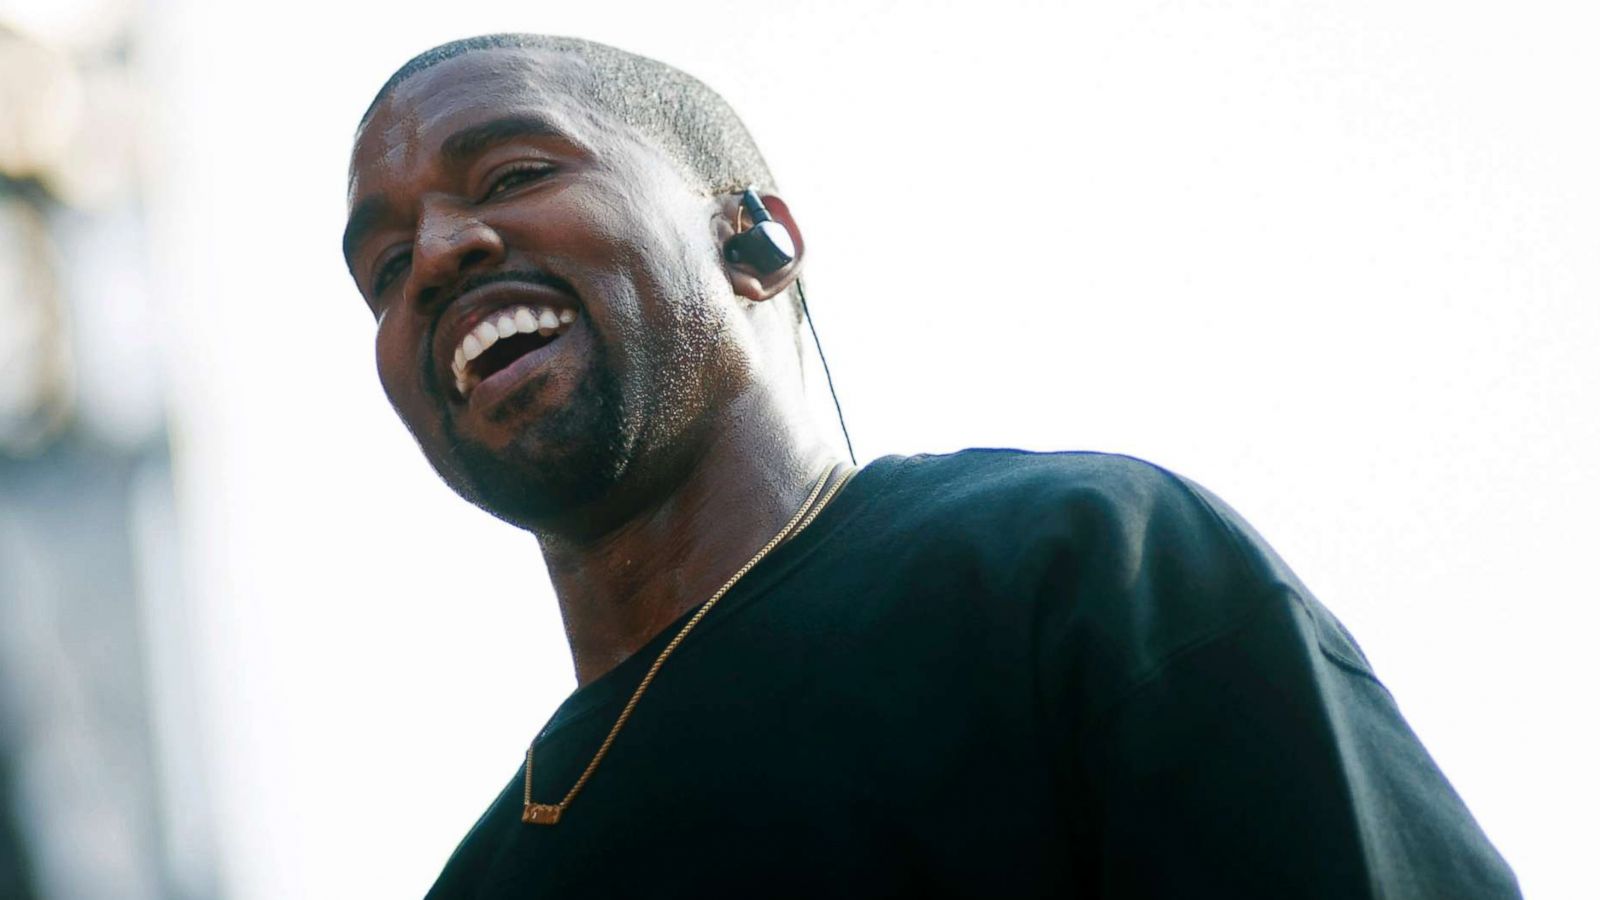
top-left (349, 48), bottom-right (606, 198)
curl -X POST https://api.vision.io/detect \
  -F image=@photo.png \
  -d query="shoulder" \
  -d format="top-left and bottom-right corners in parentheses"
top-left (880, 447), bottom-right (1213, 526)
top-left (865, 449), bottom-right (1372, 706)
top-left (872, 448), bottom-right (1283, 593)
top-left (885, 446), bottom-right (1177, 500)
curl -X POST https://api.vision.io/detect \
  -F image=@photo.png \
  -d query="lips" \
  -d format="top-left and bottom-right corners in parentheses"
top-left (433, 280), bottom-right (582, 403)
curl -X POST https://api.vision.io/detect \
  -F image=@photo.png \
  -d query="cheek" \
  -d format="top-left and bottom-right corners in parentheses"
top-left (566, 169), bottom-right (709, 286)
top-left (373, 321), bottom-right (408, 404)
top-left (373, 319), bottom-right (437, 437)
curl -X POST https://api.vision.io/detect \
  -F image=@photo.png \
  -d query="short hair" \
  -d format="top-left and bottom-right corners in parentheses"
top-left (362, 34), bottom-right (777, 197)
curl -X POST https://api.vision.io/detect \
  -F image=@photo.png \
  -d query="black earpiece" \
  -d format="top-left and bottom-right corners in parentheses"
top-left (724, 188), bottom-right (796, 274)
top-left (723, 187), bottom-right (857, 465)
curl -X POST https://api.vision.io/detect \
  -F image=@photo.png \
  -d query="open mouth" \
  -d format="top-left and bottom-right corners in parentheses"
top-left (449, 304), bottom-right (578, 398)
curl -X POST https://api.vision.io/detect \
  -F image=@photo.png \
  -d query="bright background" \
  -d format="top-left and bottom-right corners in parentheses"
top-left (3, 1), bottom-right (1596, 897)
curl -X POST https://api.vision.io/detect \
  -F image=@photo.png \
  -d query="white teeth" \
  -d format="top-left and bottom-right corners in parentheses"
top-left (451, 305), bottom-right (578, 398)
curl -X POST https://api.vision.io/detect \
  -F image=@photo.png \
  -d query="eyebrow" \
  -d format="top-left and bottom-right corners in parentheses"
top-left (440, 113), bottom-right (566, 166)
top-left (343, 114), bottom-right (569, 271)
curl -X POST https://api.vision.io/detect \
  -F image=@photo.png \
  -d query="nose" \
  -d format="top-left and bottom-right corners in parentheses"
top-left (406, 200), bottom-right (506, 308)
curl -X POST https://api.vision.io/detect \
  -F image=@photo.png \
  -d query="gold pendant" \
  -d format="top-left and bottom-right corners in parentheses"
top-left (523, 803), bottom-right (562, 825)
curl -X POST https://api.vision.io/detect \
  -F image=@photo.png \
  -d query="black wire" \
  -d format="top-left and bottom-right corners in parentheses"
top-left (795, 278), bottom-right (857, 466)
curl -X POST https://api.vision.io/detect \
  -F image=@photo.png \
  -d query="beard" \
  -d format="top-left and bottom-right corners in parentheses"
top-left (431, 278), bottom-right (744, 535)
top-left (442, 333), bottom-right (635, 530)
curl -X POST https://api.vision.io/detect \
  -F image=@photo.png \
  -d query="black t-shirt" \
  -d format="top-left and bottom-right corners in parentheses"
top-left (425, 450), bottom-right (1519, 898)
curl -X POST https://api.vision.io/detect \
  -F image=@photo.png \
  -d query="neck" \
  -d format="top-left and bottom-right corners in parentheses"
top-left (536, 387), bottom-right (837, 687)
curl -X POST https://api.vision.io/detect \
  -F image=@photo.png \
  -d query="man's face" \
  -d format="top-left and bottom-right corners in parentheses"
top-left (345, 49), bottom-right (751, 529)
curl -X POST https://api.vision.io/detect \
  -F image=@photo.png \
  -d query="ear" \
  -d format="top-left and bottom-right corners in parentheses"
top-left (719, 191), bottom-right (806, 302)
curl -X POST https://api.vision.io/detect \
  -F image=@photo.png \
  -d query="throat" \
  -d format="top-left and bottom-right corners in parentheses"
top-left (546, 456), bottom-right (849, 689)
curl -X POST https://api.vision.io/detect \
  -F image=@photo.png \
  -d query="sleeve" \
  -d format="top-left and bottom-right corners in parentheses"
top-left (1076, 583), bottom-right (1520, 899)
top-left (1030, 458), bottom-right (1521, 898)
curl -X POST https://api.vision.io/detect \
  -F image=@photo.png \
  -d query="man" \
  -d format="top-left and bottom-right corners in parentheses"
top-left (343, 33), bottom-right (1518, 898)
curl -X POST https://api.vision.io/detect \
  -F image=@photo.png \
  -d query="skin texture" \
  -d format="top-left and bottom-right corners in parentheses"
top-left (346, 48), bottom-right (841, 685)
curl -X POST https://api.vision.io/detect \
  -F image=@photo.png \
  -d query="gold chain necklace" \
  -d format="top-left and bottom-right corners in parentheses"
top-left (522, 464), bottom-right (852, 825)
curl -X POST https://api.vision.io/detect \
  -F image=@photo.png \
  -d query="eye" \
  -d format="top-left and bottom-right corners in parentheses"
top-left (371, 251), bottom-right (411, 296)
top-left (482, 163), bottom-right (554, 201)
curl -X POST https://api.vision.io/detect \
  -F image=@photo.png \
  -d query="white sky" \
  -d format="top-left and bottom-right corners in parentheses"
top-left (131, 1), bottom-right (1598, 897)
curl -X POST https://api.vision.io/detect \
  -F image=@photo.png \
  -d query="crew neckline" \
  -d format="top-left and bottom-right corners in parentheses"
top-left (531, 454), bottom-right (908, 741)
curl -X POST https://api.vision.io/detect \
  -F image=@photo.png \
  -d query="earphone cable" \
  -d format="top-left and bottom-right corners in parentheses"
top-left (795, 277), bottom-right (857, 466)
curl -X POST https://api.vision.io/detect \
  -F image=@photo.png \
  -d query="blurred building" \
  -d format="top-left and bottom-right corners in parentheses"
top-left (0, 3), bottom-right (218, 897)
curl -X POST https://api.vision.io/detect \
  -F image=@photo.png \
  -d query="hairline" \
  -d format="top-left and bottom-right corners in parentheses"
top-left (352, 44), bottom-right (744, 200)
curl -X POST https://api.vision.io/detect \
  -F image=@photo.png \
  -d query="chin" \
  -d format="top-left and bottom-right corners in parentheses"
top-left (447, 400), bottom-right (636, 532)
top-left (460, 446), bottom-right (626, 530)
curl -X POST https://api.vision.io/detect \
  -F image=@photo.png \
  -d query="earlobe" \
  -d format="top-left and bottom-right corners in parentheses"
top-left (722, 189), bottom-right (805, 303)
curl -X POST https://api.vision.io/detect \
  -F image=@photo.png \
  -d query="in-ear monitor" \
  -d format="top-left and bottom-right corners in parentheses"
top-left (725, 188), bottom-right (796, 275)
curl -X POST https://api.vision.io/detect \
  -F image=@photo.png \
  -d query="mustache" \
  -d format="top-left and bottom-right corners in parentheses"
top-left (428, 268), bottom-right (579, 309)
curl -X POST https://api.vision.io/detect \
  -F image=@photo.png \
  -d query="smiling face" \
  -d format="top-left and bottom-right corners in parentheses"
top-left (346, 48), bottom-right (758, 530)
